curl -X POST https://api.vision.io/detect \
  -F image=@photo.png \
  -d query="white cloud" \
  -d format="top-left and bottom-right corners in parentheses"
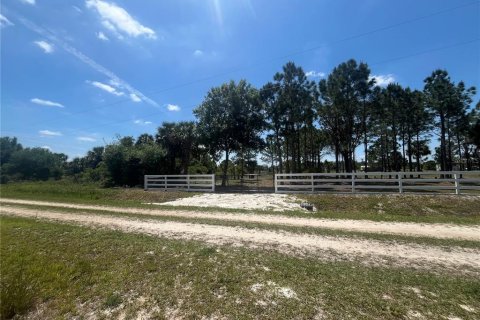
top-left (41, 146), bottom-right (52, 151)
top-left (31, 98), bottom-right (64, 108)
top-left (77, 136), bottom-right (97, 142)
top-left (193, 49), bottom-right (203, 56)
top-left (19, 0), bottom-right (35, 5)
top-left (34, 40), bottom-right (54, 53)
top-left (130, 93), bottom-right (141, 102)
top-left (370, 74), bottom-right (395, 87)
top-left (134, 119), bottom-right (152, 125)
top-left (305, 70), bottom-right (326, 78)
top-left (73, 6), bottom-right (83, 13)
top-left (97, 31), bottom-right (109, 41)
top-left (16, 15), bottom-right (159, 107)
top-left (87, 80), bottom-right (124, 96)
top-left (166, 104), bottom-right (180, 112)
top-left (0, 14), bottom-right (14, 27)
top-left (39, 130), bottom-right (62, 137)
top-left (108, 79), bottom-right (121, 87)
top-left (86, 0), bottom-right (156, 39)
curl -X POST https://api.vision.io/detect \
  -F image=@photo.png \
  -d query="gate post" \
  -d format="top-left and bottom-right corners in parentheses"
top-left (351, 174), bottom-right (355, 193)
top-left (274, 174), bottom-right (278, 193)
top-left (454, 173), bottom-right (460, 195)
top-left (398, 173), bottom-right (403, 194)
top-left (144, 175), bottom-right (148, 191)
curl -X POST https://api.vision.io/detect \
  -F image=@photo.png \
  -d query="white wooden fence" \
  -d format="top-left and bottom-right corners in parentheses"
top-left (275, 171), bottom-right (480, 194)
top-left (144, 174), bottom-right (215, 192)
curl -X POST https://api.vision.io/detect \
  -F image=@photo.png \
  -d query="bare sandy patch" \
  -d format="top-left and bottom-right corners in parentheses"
top-left (155, 193), bottom-right (303, 211)
top-left (1, 198), bottom-right (479, 241)
top-left (1, 206), bottom-right (480, 273)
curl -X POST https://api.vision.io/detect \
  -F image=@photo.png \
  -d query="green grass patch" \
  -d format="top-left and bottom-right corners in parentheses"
top-left (1, 216), bottom-right (479, 319)
top-left (298, 193), bottom-right (480, 224)
top-left (0, 180), bottom-right (194, 206)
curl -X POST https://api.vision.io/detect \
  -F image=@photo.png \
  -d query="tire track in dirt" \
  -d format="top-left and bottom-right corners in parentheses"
top-left (1, 198), bottom-right (479, 241)
top-left (1, 205), bottom-right (480, 272)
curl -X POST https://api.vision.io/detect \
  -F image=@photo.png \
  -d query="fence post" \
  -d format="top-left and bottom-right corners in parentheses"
top-left (212, 174), bottom-right (215, 192)
top-left (398, 173), bottom-right (403, 194)
top-left (187, 175), bottom-right (190, 191)
top-left (274, 174), bottom-right (278, 193)
top-left (454, 173), bottom-right (460, 195)
top-left (164, 176), bottom-right (167, 190)
top-left (311, 174), bottom-right (314, 193)
top-left (144, 175), bottom-right (148, 191)
top-left (351, 174), bottom-right (355, 193)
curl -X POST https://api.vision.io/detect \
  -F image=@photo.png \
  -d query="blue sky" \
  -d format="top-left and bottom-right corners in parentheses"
top-left (1, 0), bottom-right (479, 159)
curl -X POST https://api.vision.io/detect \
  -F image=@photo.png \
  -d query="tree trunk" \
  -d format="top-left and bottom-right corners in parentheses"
top-left (335, 142), bottom-right (340, 173)
top-left (456, 133), bottom-right (463, 171)
top-left (407, 130), bottom-right (413, 174)
top-left (275, 129), bottom-right (283, 173)
top-left (439, 113), bottom-right (447, 171)
top-left (464, 143), bottom-right (471, 171)
top-left (222, 149), bottom-right (229, 187)
top-left (415, 132), bottom-right (421, 177)
top-left (363, 100), bottom-right (368, 173)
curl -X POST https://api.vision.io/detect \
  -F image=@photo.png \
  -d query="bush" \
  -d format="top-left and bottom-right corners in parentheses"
top-left (0, 265), bottom-right (36, 319)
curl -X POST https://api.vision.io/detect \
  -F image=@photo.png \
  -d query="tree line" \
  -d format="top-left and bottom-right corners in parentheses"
top-left (1, 59), bottom-right (479, 186)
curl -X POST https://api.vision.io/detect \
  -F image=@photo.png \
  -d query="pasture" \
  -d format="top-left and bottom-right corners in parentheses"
top-left (1, 181), bottom-right (479, 319)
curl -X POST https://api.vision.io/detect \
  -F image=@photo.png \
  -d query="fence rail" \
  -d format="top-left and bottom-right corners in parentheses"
top-left (144, 174), bottom-right (215, 192)
top-left (275, 171), bottom-right (480, 195)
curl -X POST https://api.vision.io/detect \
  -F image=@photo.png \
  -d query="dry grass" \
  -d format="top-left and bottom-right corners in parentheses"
top-left (2, 216), bottom-right (479, 319)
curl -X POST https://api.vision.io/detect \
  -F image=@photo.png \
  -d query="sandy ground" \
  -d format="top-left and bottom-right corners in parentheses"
top-left (1, 205), bottom-right (479, 272)
top-left (1, 198), bottom-right (479, 241)
top-left (157, 193), bottom-right (303, 211)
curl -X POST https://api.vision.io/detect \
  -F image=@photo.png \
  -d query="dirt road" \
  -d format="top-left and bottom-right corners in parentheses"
top-left (1, 198), bottom-right (479, 241)
top-left (1, 204), bottom-right (479, 273)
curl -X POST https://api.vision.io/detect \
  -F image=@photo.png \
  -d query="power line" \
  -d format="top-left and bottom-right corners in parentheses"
top-left (22, 1), bottom-right (479, 128)
top-left (142, 0), bottom-right (480, 97)
top-left (370, 38), bottom-right (480, 66)
top-left (54, 37), bottom-right (480, 136)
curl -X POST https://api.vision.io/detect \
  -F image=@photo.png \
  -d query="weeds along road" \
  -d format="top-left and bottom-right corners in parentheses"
top-left (1, 201), bottom-right (480, 274)
top-left (1, 198), bottom-right (479, 241)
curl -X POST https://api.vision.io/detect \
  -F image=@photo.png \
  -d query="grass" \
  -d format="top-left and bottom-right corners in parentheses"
top-left (0, 180), bottom-right (195, 206)
top-left (1, 180), bottom-right (479, 224)
top-left (5, 202), bottom-right (480, 250)
top-left (299, 193), bottom-right (480, 224)
top-left (1, 216), bottom-right (479, 319)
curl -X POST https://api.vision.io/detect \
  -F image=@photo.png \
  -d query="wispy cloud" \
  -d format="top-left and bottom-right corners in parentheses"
top-left (166, 104), bottom-right (180, 112)
top-left (370, 74), bottom-right (395, 87)
top-left (15, 15), bottom-right (158, 106)
top-left (39, 130), bottom-right (62, 137)
top-left (0, 14), bottom-right (14, 27)
top-left (86, 0), bottom-right (156, 39)
top-left (34, 40), bottom-right (54, 53)
top-left (31, 98), bottom-right (64, 108)
top-left (134, 119), bottom-right (152, 125)
top-left (41, 145), bottom-right (52, 151)
top-left (193, 49), bottom-right (203, 57)
top-left (130, 93), bottom-right (141, 102)
top-left (19, 0), bottom-right (35, 5)
top-left (97, 31), bottom-right (109, 41)
top-left (87, 80), bottom-right (124, 96)
top-left (305, 70), bottom-right (325, 78)
top-left (72, 6), bottom-right (83, 13)
top-left (77, 136), bottom-right (97, 142)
